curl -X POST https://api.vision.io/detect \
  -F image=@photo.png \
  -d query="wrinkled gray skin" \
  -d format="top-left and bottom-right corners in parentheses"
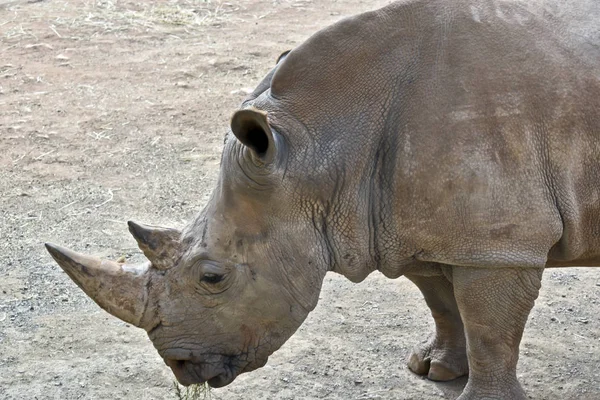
top-left (46, 1), bottom-right (600, 399)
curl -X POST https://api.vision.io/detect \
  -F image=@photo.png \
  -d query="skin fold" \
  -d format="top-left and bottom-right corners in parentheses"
top-left (46, 1), bottom-right (599, 399)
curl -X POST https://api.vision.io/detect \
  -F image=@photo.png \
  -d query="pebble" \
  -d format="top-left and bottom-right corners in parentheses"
top-left (229, 87), bottom-right (253, 95)
top-left (175, 81), bottom-right (191, 89)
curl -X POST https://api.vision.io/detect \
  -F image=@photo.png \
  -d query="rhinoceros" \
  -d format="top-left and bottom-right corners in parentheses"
top-left (45, 0), bottom-right (599, 398)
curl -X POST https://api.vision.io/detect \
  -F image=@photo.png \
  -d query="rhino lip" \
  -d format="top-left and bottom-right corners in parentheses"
top-left (206, 368), bottom-right (236, 388)
top-left (165, 357), bottom-right (237, 387)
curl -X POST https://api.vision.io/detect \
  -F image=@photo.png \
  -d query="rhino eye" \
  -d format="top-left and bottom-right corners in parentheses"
top-left (201, 273), bottom-right (224, 285)
top-left (194, 261), bottom-right (228, 292)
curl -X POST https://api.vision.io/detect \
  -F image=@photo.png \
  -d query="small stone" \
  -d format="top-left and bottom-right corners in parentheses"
top-left (229, 87), bottom-right (254, 95)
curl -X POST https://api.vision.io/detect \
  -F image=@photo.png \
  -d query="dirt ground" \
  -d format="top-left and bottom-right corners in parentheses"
top-left (1, 0), bottom-right (599, 399)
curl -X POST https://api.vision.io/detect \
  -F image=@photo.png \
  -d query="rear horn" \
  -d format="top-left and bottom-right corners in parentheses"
top-left (127, 221), bottom-right (181, 270)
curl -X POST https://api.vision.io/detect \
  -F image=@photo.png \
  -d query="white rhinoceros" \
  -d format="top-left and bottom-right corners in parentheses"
top-left (46, 1), bottom-right (600, 398)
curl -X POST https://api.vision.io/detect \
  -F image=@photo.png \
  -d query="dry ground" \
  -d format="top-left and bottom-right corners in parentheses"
top-left (0, 0), bottom-right (599, 399)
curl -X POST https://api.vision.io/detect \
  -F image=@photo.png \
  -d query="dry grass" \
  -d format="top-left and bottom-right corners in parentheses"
top-left (60, 0), bottom-right (234, 32)
top-left (173, 381), bottom-right (213, 400)
top-left (1, 0), bottom-right (235, 43)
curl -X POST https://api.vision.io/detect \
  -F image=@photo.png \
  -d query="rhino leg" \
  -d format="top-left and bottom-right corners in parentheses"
top-left (405, 273), bottom-right (468, 381)
top-left (452, 267), bottom-right (543, 400)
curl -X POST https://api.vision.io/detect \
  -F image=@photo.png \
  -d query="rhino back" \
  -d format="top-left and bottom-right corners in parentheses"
top-left (263, 0), bottom-right (600, 275)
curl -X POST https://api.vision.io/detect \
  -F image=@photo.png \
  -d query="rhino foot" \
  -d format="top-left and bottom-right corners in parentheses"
top-left (455, 379), bottom-right (526, 400)
top-left (407, 338), bottom-right (468, 381)
top-left (405, 273), bottom-right (468, 382)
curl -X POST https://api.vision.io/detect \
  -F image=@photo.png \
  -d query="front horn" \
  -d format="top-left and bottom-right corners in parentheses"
top-left (45, 243), bottom-right (150, 328)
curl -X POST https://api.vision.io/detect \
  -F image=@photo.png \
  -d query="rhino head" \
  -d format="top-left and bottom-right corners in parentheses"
top-left (45, 105), bottom-right (331, 387)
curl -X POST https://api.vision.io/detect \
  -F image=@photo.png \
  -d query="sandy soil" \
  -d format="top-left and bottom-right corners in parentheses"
top-left (1, 1), bottom-right (599, 399)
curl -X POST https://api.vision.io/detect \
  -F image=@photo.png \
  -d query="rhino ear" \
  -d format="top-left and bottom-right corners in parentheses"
top-left (127, 221), bottom-right (180, 270)
top-left (230, 108), bottom-right (277, 164)
top-left (276, 49), bottom-right (291, 64)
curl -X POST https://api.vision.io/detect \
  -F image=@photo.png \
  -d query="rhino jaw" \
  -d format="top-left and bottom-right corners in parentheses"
top-left (45, 242), bottom-right (151, 328)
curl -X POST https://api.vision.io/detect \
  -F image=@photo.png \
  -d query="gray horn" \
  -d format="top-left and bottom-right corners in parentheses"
top-left (127, 221), bottom-right (180, 270)
top-left (45, 243), bottom-right (151, 328)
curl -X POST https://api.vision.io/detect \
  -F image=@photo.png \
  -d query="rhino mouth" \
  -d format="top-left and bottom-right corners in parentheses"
top-left (166, 358), bottom-right (237, 387)
top-left (161, 346), bottom-right (270, 387)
